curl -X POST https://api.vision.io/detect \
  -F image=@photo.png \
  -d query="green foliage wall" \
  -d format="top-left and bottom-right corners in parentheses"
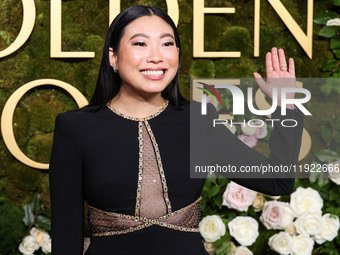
top-left (0, 0), bottom-right (339, 254)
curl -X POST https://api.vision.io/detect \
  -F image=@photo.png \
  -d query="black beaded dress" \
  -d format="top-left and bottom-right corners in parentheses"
top-left (48, 100), bottom-right (304, 255)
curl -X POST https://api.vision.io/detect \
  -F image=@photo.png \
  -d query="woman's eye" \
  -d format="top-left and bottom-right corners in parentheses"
top-left (133, 42), bottom-right (146, 46)
top-left (163, 42), bottom-right (175, 46)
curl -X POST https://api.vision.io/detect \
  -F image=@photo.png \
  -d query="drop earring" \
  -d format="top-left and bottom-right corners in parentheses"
top-left (113, 64), bottom-right (118, 73)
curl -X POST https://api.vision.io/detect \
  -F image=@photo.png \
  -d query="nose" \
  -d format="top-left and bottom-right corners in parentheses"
top-left (146, 44), bottom-right (163, 63)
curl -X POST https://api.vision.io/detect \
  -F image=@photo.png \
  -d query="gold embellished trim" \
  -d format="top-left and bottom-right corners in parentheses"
top-left (106, 100), bottom-right (169, 121)
top-left (88, 196), bottom-right (202, 236)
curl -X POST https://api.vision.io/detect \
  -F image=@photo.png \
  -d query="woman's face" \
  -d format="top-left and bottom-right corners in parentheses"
top-left (109, 15), bottom-right (179, 96)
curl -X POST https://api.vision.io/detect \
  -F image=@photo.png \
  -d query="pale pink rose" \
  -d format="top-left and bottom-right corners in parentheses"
top-left (83, 237), bottom-right (91, 255)
top-left (206, 95), bottom-right (218, 109)
top-left (222, 181), bottom-right (257, 212)
top-left (260, 201), bottom-right (294, 230)
top-left (238, 135), bottom-right (258, 148)
top-left (255, 122), bottom-right (268, 139)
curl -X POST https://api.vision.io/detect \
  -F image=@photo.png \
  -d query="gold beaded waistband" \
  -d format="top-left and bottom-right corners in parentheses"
top-left (87, 196), bottom-right (202, 236)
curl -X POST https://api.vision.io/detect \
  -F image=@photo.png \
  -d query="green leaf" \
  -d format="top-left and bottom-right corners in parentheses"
top-left (215, 240), bottom-right (231, 255)
top-left (331, 37), bottom-right (340, 49)
top-left (309, 169), bottom-right (321, 184)
top-left (23, 204), bottom-right (35, 226)
top-left (213, 195), bottom-right (223, 209)
top-left (40, 209), bottom-right (51, 217)
top-left (321, 125), bottom-right (332, 144)
top-left (214, 236), bottom-right (228, 248)
top-left (322, 59), bottom-right (338, 71)
top-left (319, 26), bottom-right (336, 38)
top-left (35, 215), bottom-right (51, 230)
top-left (318, 175), bottom-right (330, 187)
top-left (208, 185), bottom-right (220, 198)
top-left (205, 176), bottom-right (216, 185)
top-left (313, 11), bottom-right (338, 25)
top-left (330, 189), bottom-right (338, 201)
top-left (30, 194), bottom-right (42, 214)
top-left (224, 98), bottom-right (230, 109)
top-left (217, 177), bottom-right (229, 186)
top-left (334, 0), bottom-right (340, 6)
top-left (317, 149), bottom-right (340, 163)
top-left (334, 49), bottom-right (340, 59)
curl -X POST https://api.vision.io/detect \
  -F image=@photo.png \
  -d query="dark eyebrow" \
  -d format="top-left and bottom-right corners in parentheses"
top-left (160, 33), bottom-right (174, 39)
top-left (129, 33), bottom-right (175, 41)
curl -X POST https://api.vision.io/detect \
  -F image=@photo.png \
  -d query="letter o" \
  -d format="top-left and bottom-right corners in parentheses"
top-left (1, 79), bottom-right (88, 169)
top-left (0, 0), bottom-right (36, 58)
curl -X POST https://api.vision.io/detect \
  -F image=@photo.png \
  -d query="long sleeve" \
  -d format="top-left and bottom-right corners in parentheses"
top-left (201, 103), bottom-right (304, 196)
top-left (49, 113), bottom-right (84, 254)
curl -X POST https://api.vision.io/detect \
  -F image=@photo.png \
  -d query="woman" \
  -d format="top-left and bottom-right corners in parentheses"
top-left (49, 5), bottom-right (304, 255)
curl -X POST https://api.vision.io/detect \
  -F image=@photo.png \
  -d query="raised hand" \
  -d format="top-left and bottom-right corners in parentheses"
top-left (253, 47), bottom-right (296, 108)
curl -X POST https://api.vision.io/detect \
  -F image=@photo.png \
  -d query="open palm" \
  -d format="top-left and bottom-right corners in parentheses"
top-left (253, 47), bottom-right (296, 107)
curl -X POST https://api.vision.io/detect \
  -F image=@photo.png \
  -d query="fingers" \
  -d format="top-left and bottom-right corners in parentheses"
top-left (278, 48), bottom-right (287, 71)
top-left (271, 47), bottom-right (280, 71)
top-left (288, 57), bottom-right (295, 76)
top-left (265, 52), bottom-right (273, 76)
top-left (253, 72), bottom-right (267, 90)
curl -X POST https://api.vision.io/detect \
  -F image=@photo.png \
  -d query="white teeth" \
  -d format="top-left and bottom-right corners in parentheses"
top-left (140, 70), bottom-right (164, 76)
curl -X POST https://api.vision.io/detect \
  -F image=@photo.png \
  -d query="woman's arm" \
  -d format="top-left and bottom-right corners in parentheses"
top-left (207, 103), bottom-right (304, 196)
top-left (49, 113), bottom-right (84, 254)
top-left (195, 47), bottom-right (303, 195)
top-left (219, 48), bottom-right (302, 195)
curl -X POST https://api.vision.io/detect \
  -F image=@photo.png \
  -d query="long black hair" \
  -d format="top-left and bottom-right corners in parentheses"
top-left (87, 5), bottom-right (188, 111)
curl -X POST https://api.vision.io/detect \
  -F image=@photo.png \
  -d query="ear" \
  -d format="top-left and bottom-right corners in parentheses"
top-left (109, 47), bottom-right (118, 68)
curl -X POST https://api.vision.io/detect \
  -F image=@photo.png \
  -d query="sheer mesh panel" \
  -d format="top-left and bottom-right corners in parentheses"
top-left (163, 201), bottom-right (201, 228)
top-left (139, 122), bottom-right (167, 218)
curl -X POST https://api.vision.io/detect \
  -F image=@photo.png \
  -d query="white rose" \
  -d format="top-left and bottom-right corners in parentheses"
top-left (241, 121), bottom-right (257, 136)
top-left (290, 187), bottom-right (323, 216)
top-left (285, 222), bottom-right (297, 236)
top-left (260, 201), bottom-right (295, 230)
top-left (234, 246), bottom-right (253, 255)
top-left (328, 161), bottom-right (340, 185)
top-left (268, 231), bottom-right (293, 255)
top-left (314, 213), bottom-right (340, 244)
top-left (30, 227), bottom-right (50, 245)
top-left (252, 194), bottom-right (265, 212)
top-left (291, 234), bottom-right (314, 255)
top-left (199, 215), bottom-right (226, 242)
top-left (228, 216), bottom-right (259, 246)
top-left (267, 195), bottom-right (281, 200)
top-left (327, 18), bottom-right (340, 26)
top-left (294, 212), bottom-right (322, 236)
top-left (41, 238), bottom-right (51, 254)
top-left (18, 235), bottom-right (40, 255)
top-left (225, 122), bottom-right (237, 134)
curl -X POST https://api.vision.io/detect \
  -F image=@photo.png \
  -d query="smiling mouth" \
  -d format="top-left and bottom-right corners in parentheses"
top-left (140, 69), bottom-right (166, 77)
